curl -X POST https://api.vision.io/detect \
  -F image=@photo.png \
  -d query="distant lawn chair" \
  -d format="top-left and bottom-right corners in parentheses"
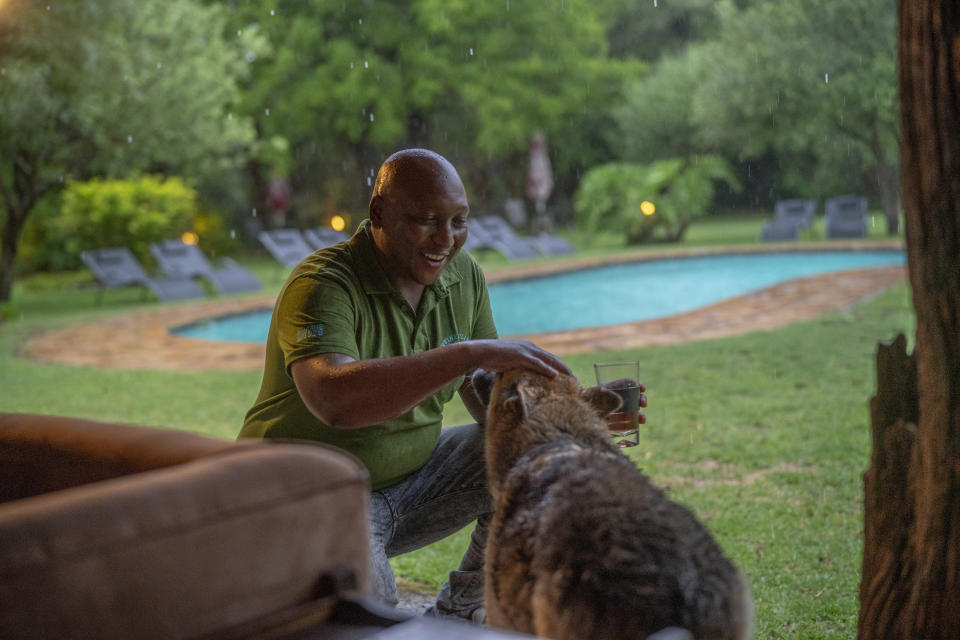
top-left (149, 240), bottom-right (262, 295)
top-left (258, 229), bottom-right (315, 269)
top-left (471, 216), bottom-right (544, 259)
top-left (760, 198), bottom-right (817, 241)
top-left (760, 218), bottom-right (801, 241)
top-left (304, 227), bottom-right (349, 250)
top-left (824, 194), bottom-right (868, 239)
top-left (532, 232), bottom-right (576, 256)
top-left (81, 247), bottom-right (206, 304)
top-left (774, 199), bottom-right (816, 230)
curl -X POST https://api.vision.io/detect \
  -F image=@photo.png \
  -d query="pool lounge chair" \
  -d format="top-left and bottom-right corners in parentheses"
top-left (760, 198), bottom-right (817, 242)
top-left (471, 216), bottom-right (543, 259)
top-left (149, 240), bottom-right (262, 295)
top-left (824, 194), bottom-right (868, 239)
top-left (258, 229), bottom-right (315, 268)
top-left (304, 227), bottom-right (350, 250)
top-left (80, 247), bottom-right (206, 304)
top-left (773, 199), bottom-right (816, 230)
top-left (759, 218), bottom-right (801, 241)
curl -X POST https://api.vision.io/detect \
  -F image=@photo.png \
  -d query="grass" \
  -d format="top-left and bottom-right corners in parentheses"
top-left (0, 215), bottom-right (910, 639)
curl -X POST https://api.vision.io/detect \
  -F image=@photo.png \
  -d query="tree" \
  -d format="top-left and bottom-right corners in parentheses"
top-left (220, 0), bottom-right (637, 222)
top-left (615, 0), bottom-right (900, 228)
top-left (692, 0), bottom-right (900, 231)
top-left (858, 2), bottom-right (960, 638)
top-left (0, 0), bottom-right (260, 301)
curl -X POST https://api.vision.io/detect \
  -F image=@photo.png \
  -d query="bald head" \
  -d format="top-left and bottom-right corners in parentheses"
top-left (370, 149), bottom-right (464, 208)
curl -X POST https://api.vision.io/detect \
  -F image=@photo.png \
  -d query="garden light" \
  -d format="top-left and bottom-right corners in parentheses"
top-left (641, 201), bottom-right (656, 216)
top-left (330, 215), bottom-right (346, 231)
top-left (181, 232), bottom-right (199, 245)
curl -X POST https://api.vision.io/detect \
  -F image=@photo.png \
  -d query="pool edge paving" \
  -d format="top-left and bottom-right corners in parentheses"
top-left (20, 241), bottom-right (907, 372)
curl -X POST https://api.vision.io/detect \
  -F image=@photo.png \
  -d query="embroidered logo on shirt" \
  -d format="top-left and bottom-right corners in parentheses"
top-left (296, 324), bottom-right (324, 342)
top-left (439, 332), bottom-right (468, 347)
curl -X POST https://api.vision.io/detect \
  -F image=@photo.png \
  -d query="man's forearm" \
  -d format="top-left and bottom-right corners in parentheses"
top-left (294, 342), bottom-right (478, 430)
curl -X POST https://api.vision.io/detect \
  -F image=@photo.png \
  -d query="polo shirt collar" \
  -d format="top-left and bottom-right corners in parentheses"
top-left (351, 219), bottom-right (463, 298)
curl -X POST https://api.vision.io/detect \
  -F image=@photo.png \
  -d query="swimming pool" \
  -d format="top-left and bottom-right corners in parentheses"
top-left (173, 250), bottom-right (905, 342)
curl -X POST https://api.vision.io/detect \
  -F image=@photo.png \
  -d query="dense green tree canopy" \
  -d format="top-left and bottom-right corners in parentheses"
top-left (0, 0), bottom-right (261, 300)
top-left (615, 0), bottom-right (899, 229)
top-left (220, 0), bottom-right (639, 222)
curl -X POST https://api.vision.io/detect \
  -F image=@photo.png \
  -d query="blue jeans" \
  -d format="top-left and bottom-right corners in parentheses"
top-left (368, 422), bottom-right (491, 617)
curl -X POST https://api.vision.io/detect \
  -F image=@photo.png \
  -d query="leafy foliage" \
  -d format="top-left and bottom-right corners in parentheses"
top-left (614, 0), bottom-right (898, 223)
top-left (0, 0), bottom-right (263, 300)
top-left (575, 156), bottom-right (740, 243)
top-left (56, 176), bottom-right (197, 267)
top-left (221, 0), bottom-right (639, 216)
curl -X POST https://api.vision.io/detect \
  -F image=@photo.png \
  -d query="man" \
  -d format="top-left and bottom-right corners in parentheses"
top-left (240, 148), bottom-right (570, 622)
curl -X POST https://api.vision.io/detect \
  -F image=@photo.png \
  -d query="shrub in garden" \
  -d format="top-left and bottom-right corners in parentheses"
top-left (575, 156), bottom-right (741, 244)
top-left (56, 175), bottom-right (197, 268)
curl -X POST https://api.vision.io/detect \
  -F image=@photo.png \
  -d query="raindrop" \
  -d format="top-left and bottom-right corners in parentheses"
top-left (654, 0), bottom-right (658, 6)
top-left (367, 176), bottom-right (372, 186)
top-left (270, 9), bottom-right (275, 16)
top-left (230, 229), bottom-right (237, 239)
top-left (227, 112), bottom-right (233, 120)
top-left (350, 62), bottom-right (354, 69)
top-left (237, 29), bottom-right (243, 36)
top-left (364, 60), bottom-right (369, 69)
top-left (469, 48), bottom-right (474, 56)
top-left (59, 175), bottom-right (64, 183)
top-left (824, 73), bottom-right (829, 83)
top-left (156, 62), bottom-right (162, 69)
top-left (358, 18), bottom-right (363, 24)
top-left (246, 51), bottom-right (257, 62)
top-left (265, 107), bottom-right (270, 116)
top-left (127, 135), bottom-right (133, 143)
top-left (369, 113), bottom-right (375, 122)
top-left (252, 208), bottom-right (257, 217)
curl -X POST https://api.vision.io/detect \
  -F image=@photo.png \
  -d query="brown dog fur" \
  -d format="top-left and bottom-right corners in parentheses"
top-left (473, 369), bottom-right (753, 640)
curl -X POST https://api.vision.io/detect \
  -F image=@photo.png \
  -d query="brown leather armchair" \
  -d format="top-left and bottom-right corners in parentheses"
top-left (0, 412), bottom-right (373, 639)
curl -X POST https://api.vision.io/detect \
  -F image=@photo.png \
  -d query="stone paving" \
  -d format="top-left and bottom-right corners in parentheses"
top-left (21, 241), bottom-right (906, 371)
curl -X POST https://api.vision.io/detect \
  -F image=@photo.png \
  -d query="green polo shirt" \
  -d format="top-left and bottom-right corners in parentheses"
top-left (240, 220), bottom-right (498, 490)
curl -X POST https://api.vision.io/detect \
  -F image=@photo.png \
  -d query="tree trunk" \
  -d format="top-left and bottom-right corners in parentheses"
top-left (858, 3), bottom-right (960, 638)
top-left (0, 212), bottom-right (24, 303)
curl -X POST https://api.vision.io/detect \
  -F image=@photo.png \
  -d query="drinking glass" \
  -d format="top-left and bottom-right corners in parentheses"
top-left (593, 361), bottom-right (641, 448)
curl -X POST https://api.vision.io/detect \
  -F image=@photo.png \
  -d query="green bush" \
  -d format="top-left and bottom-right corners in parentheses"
top-left (56, 175), bottom-right (198, 267)
top-left (575, 156), bottom-right (741, 244)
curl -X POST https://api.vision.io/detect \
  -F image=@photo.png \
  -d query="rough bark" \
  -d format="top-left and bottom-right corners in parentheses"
top-left (858, 2), bottom-right (960, 638)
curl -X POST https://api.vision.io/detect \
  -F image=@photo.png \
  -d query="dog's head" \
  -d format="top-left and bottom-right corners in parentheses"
top-left (471, 368), bottom-right (622, 449)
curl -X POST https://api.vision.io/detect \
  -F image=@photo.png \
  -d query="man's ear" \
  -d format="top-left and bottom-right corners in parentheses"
top-left (369, 195), bottom-right (384, 229)
top-left (469, 369), bottom-right (496, 407)
top-left (580, 384), bottom-right (622, 417)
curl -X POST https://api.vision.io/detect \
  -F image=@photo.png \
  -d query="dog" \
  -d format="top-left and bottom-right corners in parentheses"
top-left (471, 369), bottom-right (753, 640)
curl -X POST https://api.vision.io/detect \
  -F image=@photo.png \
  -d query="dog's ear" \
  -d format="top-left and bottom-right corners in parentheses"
top-left (468, 369), bottom-right (496, 407)
top-left (580, 384), bottom-right (622, 417)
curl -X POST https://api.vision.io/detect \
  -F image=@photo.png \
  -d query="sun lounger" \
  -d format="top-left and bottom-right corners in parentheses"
top-left (80, 247), bottom-right (206, 304)
top-left (303, 227), bottom-right (349, 250)
top-left (533, 232), bottom-right (576, 256)
top-left (471, 216), bottom-right (543, 259)
top-left (149, 240), bottom-right (262, 295)
top-left (258, 229), bottom-right (315, 268)
top-left (760, 198), bottom-right (818, 241)
top-left (760, 218), bottom-right (801, 241)
top-left (773, 199), bottom-right (816, 230)
top-left (824, 194), bottom-right (868, 239)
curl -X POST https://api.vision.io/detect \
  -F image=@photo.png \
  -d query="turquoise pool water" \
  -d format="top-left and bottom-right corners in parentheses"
top-left (174, 250), bottom-right (904, 342)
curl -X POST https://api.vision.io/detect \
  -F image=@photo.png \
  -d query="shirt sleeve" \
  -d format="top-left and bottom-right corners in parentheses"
top-left (275, 273), bottom-right (360, 372)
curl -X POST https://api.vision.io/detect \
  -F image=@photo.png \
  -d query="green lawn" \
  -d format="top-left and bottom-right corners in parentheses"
top-left (0, 216), bottom-right (911, 639)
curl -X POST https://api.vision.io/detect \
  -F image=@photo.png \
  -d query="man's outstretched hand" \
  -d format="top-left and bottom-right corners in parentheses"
top-left (466, 339), bottom-right (572, 378)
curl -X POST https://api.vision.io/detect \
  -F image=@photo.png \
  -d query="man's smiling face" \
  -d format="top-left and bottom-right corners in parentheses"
top-left (370, 153), bottom-right (470, 300)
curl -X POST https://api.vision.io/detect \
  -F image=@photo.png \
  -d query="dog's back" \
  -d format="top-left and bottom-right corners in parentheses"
top-left (476, 370), bottom-right (752, 640)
